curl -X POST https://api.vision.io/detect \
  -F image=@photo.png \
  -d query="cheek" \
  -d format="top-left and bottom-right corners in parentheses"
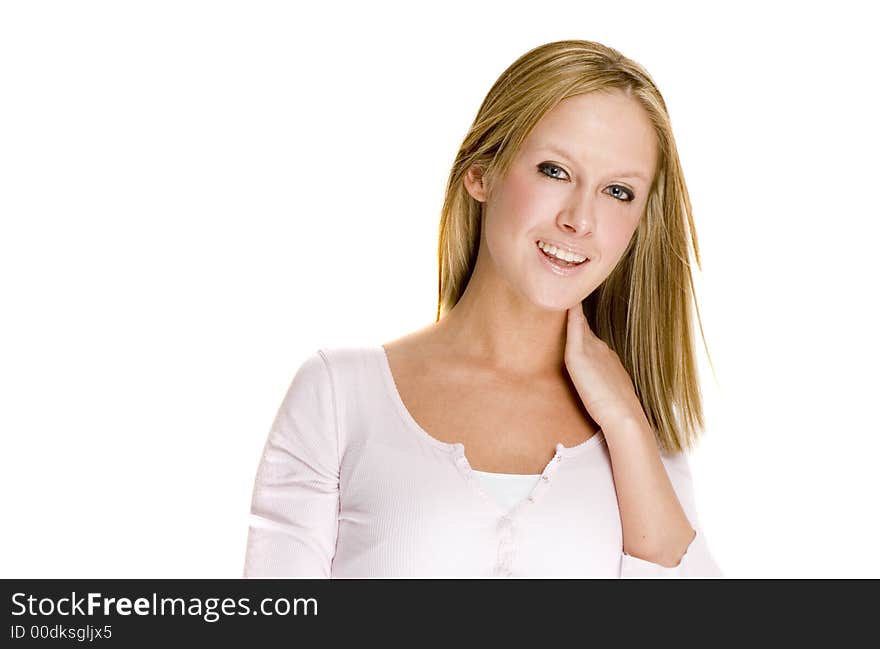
top-left (597, 214), bottom-right (640, 271)
top-left (483, 201), bottom-right (543, 279)
top-left (491, 171), bottom-right (550, 231)
top-left (607, 217), bottom-right (639, 250)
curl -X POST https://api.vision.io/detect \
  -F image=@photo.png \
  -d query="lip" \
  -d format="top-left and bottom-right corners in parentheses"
top-left (535, 240), bottom-right (590, 276)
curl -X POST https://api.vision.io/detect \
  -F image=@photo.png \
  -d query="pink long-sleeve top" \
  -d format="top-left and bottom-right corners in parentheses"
top-left (243, 346), bottom-right (723, 578)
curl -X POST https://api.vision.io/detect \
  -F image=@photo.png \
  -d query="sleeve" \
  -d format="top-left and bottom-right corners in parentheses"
top-left (243, 350), bottom-right (341, 578)
top-left (619, 450), bottom-right (724, 579)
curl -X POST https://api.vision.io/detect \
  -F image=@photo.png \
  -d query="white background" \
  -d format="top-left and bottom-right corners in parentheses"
top-left (1, 0), bottom-right (877, 578)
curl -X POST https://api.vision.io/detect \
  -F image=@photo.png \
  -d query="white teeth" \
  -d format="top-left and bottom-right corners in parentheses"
top-left (537, 240), bottom-right (586, 263)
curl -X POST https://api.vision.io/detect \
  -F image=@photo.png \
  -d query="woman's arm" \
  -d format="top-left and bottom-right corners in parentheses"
top-left (605, 416), bottom-right (723, 578)
top-left (563, 305), bottom-right (722, 578)
top-left (243, 351), bottom-right (341, 578)
top-left (605, 416), bottom-right (697, 564)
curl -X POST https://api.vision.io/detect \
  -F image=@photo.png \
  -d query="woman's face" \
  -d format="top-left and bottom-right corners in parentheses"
top-left (465, 89), bottom-right (659, 311)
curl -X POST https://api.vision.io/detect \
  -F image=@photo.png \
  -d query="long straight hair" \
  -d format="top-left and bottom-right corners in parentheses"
top-left (435, 40), bottom-right (714, 454)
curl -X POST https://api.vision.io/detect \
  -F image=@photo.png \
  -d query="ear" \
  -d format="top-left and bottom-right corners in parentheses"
top-left (463, 164), bottom-right (488, 203)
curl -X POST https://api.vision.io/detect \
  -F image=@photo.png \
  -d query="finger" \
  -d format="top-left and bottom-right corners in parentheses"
top-left (571, 301), bottom-right (595, 338)
top-left (577, 301), bottom-right (594, 335)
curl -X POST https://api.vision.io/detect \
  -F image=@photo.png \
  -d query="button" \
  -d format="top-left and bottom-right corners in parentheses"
top-left (527, 496), bottom-right (535, 503)
top-left (493, 565), bottom-right (512, 578)
top-left (542, 475), bottom-right (550, 482)
top-left (556, 455), bottom-right (563, 462)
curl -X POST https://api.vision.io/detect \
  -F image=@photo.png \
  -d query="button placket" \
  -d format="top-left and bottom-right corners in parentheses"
top-left (492, 565), bottom-right (513, 578)
top-left (541, 453), bottom-right (560, 480)
top-left (525, 449), bottom-right (562, 505)
top-left (491, 450), bottom-right (566, 575)
top-left (495, 515), bottom-right (517, 575)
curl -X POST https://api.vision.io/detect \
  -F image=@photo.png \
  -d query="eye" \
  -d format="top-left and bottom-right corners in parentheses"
top-left (606, 185), bottom-right (635, 202)
top-left (537, 162), bottom-right (570, 181)
top-left (537, 163), bottom-right (636, 203)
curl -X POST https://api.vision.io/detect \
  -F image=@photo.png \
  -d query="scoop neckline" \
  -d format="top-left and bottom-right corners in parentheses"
top-left (376, 344), bottom-right (605, 460)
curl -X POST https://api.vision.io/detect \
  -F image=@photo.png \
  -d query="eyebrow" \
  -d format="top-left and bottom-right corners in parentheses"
top-left (538, 144), bottom-right (651, 182)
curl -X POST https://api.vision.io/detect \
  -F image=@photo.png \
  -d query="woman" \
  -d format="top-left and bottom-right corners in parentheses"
top-left (243, 39), bottom-right (723, 578)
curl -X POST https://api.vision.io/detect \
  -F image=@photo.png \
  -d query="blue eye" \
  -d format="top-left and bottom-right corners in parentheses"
top-left (538, 162), bottom-right (569, 181)
top-left (606, 185), bottom-right (635, 202)
top-left (537, 162), bottom-right (635, 203)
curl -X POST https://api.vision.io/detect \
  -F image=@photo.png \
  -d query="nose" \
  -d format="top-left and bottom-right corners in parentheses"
top-left (556, 196), bottom-right (594, 236)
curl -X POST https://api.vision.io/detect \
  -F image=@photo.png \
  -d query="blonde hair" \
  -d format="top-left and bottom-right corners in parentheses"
top-left (435, 39), bottom-right (714, 455)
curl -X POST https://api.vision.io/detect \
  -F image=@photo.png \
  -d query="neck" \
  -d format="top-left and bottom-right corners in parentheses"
top-left (431, 252), bottom-right (572, 381)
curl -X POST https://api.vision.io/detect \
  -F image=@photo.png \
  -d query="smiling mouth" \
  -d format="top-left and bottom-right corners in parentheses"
top-left (535, 241), bottom-right (588, 267)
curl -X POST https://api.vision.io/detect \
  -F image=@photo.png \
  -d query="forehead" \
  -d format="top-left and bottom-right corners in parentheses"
top-left (522, 90), bottom-right (658, 180)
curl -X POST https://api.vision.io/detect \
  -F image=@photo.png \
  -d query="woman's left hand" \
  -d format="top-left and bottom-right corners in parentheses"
top-left (564, 304), bottom-right (648, 431)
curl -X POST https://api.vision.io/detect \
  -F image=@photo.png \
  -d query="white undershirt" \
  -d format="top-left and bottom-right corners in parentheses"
top-left (471, 470), bottom-right (542, 513)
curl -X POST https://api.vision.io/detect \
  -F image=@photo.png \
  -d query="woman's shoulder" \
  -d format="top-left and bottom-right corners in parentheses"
top-left (286, 344), bottom-right (393, 397)
top-left (311, 344), bottom-right (384, 366)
